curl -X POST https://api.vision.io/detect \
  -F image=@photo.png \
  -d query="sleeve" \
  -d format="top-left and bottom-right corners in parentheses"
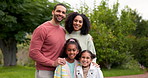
top-left (54, 65), bottom-right (62, 78)
top-left (87, 34), bottom-right (97, 62)
top-left (29, 27), bottom-right (54, 66)
top-left (96, 68), bottom-right (104, 78)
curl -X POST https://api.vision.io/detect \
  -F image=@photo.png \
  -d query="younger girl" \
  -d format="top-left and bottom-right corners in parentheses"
top-left (76, 50), bottom-right (104, 78)
top-left (54, 38), bottom-right (82, 78)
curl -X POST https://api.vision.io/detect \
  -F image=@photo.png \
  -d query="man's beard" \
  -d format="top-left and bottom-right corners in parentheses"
top-left (54, 14), bottom-right (64, 23)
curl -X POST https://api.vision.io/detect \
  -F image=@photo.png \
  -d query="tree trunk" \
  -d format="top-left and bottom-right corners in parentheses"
top-left (0, 38), bottom-right (17, 66)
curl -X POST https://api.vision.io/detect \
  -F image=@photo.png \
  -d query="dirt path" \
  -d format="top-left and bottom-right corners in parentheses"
top-left (105, 72), bottom-right (148, 78)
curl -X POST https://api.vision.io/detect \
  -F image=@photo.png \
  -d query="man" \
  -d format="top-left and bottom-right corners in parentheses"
top-left (29, 3), bottom-right (67, 78)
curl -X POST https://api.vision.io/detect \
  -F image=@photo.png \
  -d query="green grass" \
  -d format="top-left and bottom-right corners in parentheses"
top-left (102, 68), bottom-right (145, 77)
top-left (0, 66), bottom-right (35, 78)
top-left (0, 66), bottom-right (145, 78)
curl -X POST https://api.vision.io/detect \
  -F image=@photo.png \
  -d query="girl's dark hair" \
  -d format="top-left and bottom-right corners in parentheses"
top-left (60, 38), bottom-right (82, 60)
top-left (78, 50), bottom-right (96, 60)
top-left (65, 12), bottom-right (90, 35)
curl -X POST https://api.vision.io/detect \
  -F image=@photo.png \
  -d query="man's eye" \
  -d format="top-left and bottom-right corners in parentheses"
top-left (56, 10), bottom-right (60, 12)
top-left (62, 12), bottom-right (66, 14)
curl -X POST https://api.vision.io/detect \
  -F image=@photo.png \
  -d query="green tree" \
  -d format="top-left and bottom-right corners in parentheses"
top-left (130, 10), bottom-right (148, 37)
top-left (128, 8), bottom-right (148, 68)
top-left (131, 37), bottom-right (148, 67)
top-left (77, 0), bottom-right (147, 69)
top-left (122, 7), bottom-right (148, 68)
top-left (135, 20), bottom-right (148, 37)
top-left (89, 0), bottom-right (137, 69)
top-left (0, 0), bottom-right (56, 66)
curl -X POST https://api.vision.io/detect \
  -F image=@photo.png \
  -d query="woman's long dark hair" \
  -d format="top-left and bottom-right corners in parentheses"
top-left (65, 12), bottom-right (90, 35)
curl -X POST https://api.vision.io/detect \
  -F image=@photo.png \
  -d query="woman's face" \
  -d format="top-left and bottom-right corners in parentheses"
top-left (80, 52), bottom-right (92, 67)
top-left (73, 15), bottom-right (83, 31)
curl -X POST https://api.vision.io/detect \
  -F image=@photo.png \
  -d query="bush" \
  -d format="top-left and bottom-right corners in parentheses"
top-left (131, 37), bottom-right (148, 68)
top-left (17, 44), bottom-right (35, 67)
top-left (121, 58), bottom-right (140, 70)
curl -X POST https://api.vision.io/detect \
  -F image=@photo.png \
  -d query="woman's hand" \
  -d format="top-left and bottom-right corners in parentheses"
top-left (92, 62), bottom-right (100, 68)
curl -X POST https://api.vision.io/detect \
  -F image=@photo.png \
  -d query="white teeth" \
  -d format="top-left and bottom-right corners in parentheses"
top-left (75, 26), bottom-right (79, 27)
top-left (82, 61), bottom-right (87, 63)
top-left (58, 17), bottom-right (62, 20)
top-left (70, 55), bottom-right (74, 56)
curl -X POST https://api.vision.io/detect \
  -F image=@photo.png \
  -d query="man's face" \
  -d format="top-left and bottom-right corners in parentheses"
top-left (52, 5), bottom-right (66, 23)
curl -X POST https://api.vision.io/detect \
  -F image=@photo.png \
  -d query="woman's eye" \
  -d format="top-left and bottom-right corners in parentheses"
top-left (74, 20), bottom-right (78, 22)
top-left (79, 21), bottom-right (82, 23)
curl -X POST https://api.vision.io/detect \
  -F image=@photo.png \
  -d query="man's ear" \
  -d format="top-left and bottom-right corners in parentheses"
top-left (52, 10), bottom-right (54, 15)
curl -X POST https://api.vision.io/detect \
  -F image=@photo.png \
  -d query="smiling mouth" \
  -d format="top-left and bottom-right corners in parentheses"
top-left (57, 16), bottom-right (63, 20)
top-left (74, 26), bottom-right (80, 29)
top-left (82, 61), bottom-right (87, 63)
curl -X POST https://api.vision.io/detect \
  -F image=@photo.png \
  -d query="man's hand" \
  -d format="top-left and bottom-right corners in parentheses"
top-left (52, 58), bottom-right (66, 67)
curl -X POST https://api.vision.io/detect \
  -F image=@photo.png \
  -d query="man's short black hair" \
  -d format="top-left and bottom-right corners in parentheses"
top-left (53, 3), bottom-right (66, 10)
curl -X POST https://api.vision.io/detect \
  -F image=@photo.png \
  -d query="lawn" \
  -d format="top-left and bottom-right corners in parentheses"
top-left (102, 68), bottom-right (145, 77)
top-left (0, 66), bottom-right (35, 78)
top-left (0, 66), bottom-right (145, 78)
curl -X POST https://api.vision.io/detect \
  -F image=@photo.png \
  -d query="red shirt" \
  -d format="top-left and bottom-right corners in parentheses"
top-left (29, 21), bottom-right (65, 71)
